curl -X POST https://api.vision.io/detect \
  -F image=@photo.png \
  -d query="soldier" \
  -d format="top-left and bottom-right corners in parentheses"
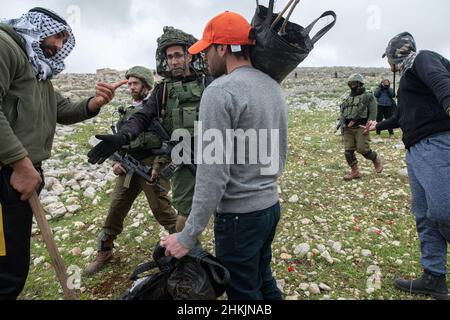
top-left (87, 27), bottom-right (210, 232)
top-left (340, 74), bottom-right (382, 181)
top-left (84, 67), bottom-right (178, 276)
top-left (0, 8), bottom-right (124, 299)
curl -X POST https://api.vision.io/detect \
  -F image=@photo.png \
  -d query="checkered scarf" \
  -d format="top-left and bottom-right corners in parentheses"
top-left (2, 11), bottom-right (75, 80)
top-left (383, 32), bottom-right (417, 77)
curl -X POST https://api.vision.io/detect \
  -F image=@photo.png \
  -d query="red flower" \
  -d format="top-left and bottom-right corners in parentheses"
top-left (288, 266), bottom-right (294, 273)
top-left (390, 208), bottom-right (395, 213)
top-left (354, 225), bottom-right (361, 232)
top-left (376, 229), bottom-right (382, 235)
top-left (386, 220), bottom-right (392, 225)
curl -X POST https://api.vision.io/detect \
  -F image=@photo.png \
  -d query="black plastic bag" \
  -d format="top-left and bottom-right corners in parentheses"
top-left (251, 0), bottom-right (337, 83)
top-left (118, 244), bottom-right (230, 300)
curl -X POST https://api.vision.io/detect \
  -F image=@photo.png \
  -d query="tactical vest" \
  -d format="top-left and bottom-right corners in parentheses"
top-left (161, 79), bottom-right (204, 136)
top-left (341, 92), bottom-right (373, 120)
top-left (117, 104), bottom-right (162, 152)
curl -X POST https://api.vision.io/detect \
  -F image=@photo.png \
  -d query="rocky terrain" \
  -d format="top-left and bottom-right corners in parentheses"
top-left (20, 67), bottom-right (448, 300)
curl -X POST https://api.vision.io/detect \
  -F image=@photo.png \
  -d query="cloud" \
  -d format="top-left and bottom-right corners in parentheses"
top-left (1, 0), bottom-right (449, 72)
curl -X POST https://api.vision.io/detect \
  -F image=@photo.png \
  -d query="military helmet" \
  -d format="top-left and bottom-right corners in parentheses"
top-left (347, 73), bottom-right (364, 85)
top-left (157, 26), bottom-right (197, 53)
top-left (156, 26), bottom-right (207, 78)
top-left (125, 66), bottom-right (154, 89)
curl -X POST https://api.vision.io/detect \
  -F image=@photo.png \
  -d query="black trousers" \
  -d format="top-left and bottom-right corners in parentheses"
top-left (0, 167), bottom-right (43, 300)
top-left (376, 105), bottom-right (394, 135)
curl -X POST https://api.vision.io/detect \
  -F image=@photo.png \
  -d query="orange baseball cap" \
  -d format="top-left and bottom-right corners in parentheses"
top-left (189, 11), bottom-right (255, 55)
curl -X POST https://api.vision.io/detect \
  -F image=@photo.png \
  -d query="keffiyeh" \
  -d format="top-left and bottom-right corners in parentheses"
top-left (2, 10), bottom-right (75, 80)
top-left (382, 32), bottom-right (417, 77)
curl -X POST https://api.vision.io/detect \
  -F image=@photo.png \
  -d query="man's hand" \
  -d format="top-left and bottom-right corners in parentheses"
top-left (347, 120), bottom-right (356, 128)
top-left (112, 162), bottom-right (126, 176)
top-left (447, 108), bottom-right (450, 117)
top-left (150, 169), bottom-right (158, 182)
top-left (87, 134), bottom-right (128, 165)
top-left (160, 233), bottom-right (189, 259)
top-left (87, 80), bottom-right (128, 113)
top-left (10, 157), bottom-right (42, 201)
top-left (360, 120), bottom-right (378, 135)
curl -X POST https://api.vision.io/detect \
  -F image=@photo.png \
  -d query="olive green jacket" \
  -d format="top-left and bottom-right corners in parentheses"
top-left (0, 24), bottom-right (97, 167)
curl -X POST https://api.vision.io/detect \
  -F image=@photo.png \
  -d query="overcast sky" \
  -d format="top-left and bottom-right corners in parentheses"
top-left (1, 0), bottom-right (449, 73)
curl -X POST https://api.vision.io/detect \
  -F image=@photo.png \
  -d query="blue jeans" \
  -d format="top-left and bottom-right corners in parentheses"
top-left (214, 202), bottom-right (283, 300)
top-left (406, 132), bottom-right (450, 276)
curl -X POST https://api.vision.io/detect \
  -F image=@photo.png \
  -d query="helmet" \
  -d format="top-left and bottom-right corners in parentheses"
top-left (347, 73), bottom-right (364, 85)
top-left (156, 26), bottom-right (207, 78)
top-left (125, 66), bottom-right (154, 89)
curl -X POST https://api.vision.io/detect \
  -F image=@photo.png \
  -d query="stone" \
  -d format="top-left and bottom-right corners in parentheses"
top-left (288, 195), bottom-right (299, 203)
top-left (294, 243), bottom-right (310, 258)
top-left (308, 283), bottom-right (321, 294)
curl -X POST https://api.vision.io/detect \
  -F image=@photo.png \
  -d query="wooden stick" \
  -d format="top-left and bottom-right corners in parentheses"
top-left (29, 192), bottom-right (77, 300)
top-left (271, 0), bottom-right (296, 30)
top-left (280, 0), bottom-right (301, 34)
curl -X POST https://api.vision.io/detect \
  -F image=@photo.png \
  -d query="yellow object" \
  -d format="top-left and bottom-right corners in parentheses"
top-left (0, 205), bottom-right (6, 256)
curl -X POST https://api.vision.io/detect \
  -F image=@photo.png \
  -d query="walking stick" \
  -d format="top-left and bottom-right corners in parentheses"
top-left (29, 192), bottom-right (77, 300)
top-left (271, 0), bottom-right (296, 29)
top-left (280, 0), bottom-right (301, 34)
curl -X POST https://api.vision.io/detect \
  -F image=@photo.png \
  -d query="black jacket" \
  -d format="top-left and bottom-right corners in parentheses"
top-left (377, 50), bottom-right (450, 149)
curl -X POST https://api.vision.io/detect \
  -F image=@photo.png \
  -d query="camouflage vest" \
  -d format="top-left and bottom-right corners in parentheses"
top-left (341, 91), bottom-right (373, 120)
top-left (161, 79), bottom-right (204, 136)
top-left (117, 104), bottom-right (162, 151)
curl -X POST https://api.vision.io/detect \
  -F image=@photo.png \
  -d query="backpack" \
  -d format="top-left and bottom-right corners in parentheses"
top-left (118, 244), bottom-right (230, 300)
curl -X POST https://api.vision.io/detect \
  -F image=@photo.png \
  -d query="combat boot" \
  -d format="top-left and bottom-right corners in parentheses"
top-left (344, 165), bottom-right (361, 181)
top-left (84, 235), bottom-right (115, 276)
top-left (373, 157), bottom-right (383, 174)
top-left (395, 271), bottom-right (448, 300)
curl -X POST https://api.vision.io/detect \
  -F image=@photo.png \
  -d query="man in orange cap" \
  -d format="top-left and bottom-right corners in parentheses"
top-left (161, 11), bottom-right (288, 300)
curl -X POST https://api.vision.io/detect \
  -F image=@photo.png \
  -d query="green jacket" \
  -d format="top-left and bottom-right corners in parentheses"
top-left (0, 24), bottom-right (97, 167)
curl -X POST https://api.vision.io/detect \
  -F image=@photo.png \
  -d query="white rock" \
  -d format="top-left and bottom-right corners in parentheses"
top-left (288, 195), bottom-right (299, 203)
top-left (319, 283), bottom-right (332, 291)
top-left (83, 187), bottom-right (96, 199)
top-left (89, 136), bottom-right (101, 147)
top-left (33, 256), bottom-right (45, 266)
top-left (40, 196), bottom-right (60, 206)
top-left (74, 221), bottom-right (85, 230)
top-left (308, 283), bottom-right (321, 294)
top-left (276, 279), bottom-right (286, 292)
top-left (321, 250), bottom-right (334, 264)
top-left (82, 247), bottom-right (95, 257)
top-left (130, 221), bottom-right (140, 229)
top-left (51, 183), bottom-right (65, 196)
top-left (397, 168), bottom-right (408, 177)
top-left (317, 244), bottom-right (327, 253)
top-left (314, 216), bottom-right (327, 223)
top-left (299, 283), bottom-right (309, 291)
top-left (391, 241), bottom-right (401, 247)
top-left (135, 236), bottom-right (144, 243)
top-left (361, 249), bottom-right (372, 257)
top-left (301, 218), bottom-right (311, 225)
top-left (294, 243), bottom-right (310, 258)
top-left (66, 205), bottom-right (81, 213)
top-left (332, 242), bottom-right (343, 253)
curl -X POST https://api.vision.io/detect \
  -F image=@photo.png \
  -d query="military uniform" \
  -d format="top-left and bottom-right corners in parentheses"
top-left (340, 74), bottom-right (382, 180)
top-left (85, 67), bottom-right (179, 276)
top-left (115, 27), bottom-right (210, 231)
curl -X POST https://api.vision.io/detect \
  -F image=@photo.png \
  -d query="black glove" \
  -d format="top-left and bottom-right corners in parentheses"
top-left (87, 134), bottom-right (128, 164)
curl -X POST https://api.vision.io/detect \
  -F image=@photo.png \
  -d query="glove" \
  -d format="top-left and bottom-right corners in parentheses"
top-left (87, 134), bottom-right (128, 164)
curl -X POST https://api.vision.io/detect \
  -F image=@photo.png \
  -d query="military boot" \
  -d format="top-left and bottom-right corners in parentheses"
top-left (395, 271), bottom-right (448, 300)
top-left (344, 165), bottom-right (361, 181)
top-left (373, 157), bottom-right (383, 174)
top-left (84, 234), bottom-right (115, 277)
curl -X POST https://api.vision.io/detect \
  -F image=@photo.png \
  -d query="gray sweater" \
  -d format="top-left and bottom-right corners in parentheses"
top-left (178, 66), bottom-right (288, 249)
